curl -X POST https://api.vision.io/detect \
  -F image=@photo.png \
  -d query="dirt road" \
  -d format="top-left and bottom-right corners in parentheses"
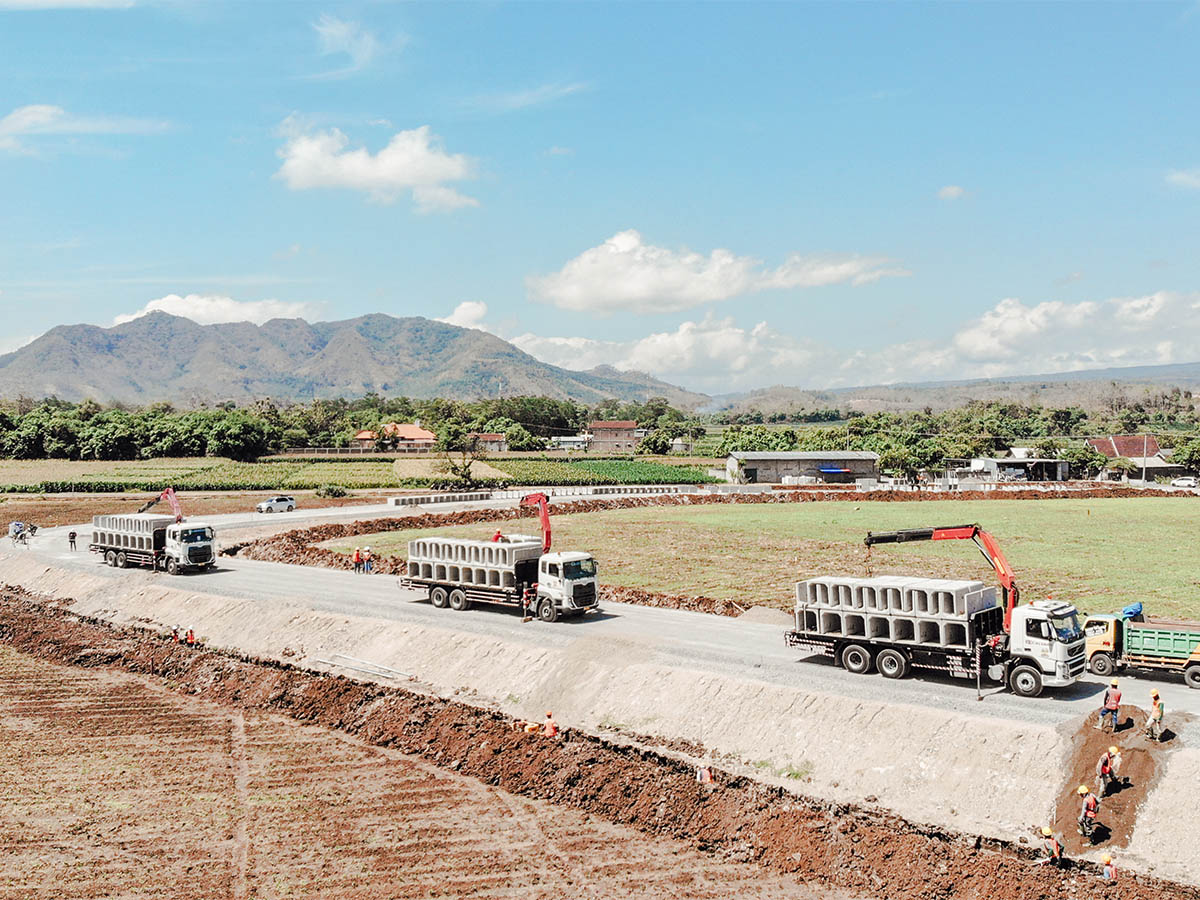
top-left (0, 643), bottom-right (829, 899)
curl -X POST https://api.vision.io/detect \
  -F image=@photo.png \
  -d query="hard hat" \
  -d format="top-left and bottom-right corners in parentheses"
top-left (545, 710), bottom-right (553, 717)
top-left (365, 546), bottom-right (370, 550)
top-left (1041, 826), bottom-right (1053, 836)
top-left (1111, 679), bottom-right (1119, 686)
top-left (1151, 688), bottom-right (1159, 697)
top-left (1109, 746), bottom-right (1118, 755)
top-left (1077, 785), bottom-right (1089, 795)
top-left (1102, 854), bottom-right (1112, 864)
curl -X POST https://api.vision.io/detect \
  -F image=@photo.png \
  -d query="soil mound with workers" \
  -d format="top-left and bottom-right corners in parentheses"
top-left (1, 588), bottom-right (1196, 900)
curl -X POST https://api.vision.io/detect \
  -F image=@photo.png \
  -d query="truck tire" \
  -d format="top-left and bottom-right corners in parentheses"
top-left (430, 586), bottom-right (448, 609)
top-left (876, 648), bottom-right (910, 679)
top-left (104, 550), bottom-right (116, 567)
top-left (1185, 665), bottom-right (1200, 690)
top-left (448, 589), bottom-right (469, 611)
top-left (1089, 652), bottom-right (1115, 677)
top-left (840, 644), bottom-right (874, 675)
top-left (1008, 664), bottom-right (1043, 698)
top-left (166, 557), bottom-right (179, 576)
top-left (115, 552), bottom-right (127, 569)
top-left (538, 599), bottom-right (559, 623)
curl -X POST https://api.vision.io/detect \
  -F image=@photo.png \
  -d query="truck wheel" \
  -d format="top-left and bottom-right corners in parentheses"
top-left (1185, 666), bottom-right (1200, 690)
top-left (538, 599), bottom-right (559, 623)
top-left (1089, 653), bottom-right (1114, 677)
top-left (104, 550), bottom-right (117, 567)
top-left (448, 589), bottom-right (469, 611)
top-left (1009, 664), bottom-right (1043, 698)
top-left (876, 648), bottom-right (909, 679)
top-left (430, 587), bottom-right (448, 608)
top-left (840, 644), bottom-right (874, 675)
top-left (115, 552), bottom-right (127, 569)
top-left (166, 558), bottom-right (179, 576)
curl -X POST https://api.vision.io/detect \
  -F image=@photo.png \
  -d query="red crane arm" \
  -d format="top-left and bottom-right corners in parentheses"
top-left (519, 492), bottom-right (551, 553)
top-left (864, 523), bottom-right (1021, 631)
top-left (137, 486), bottom-right (184, 523)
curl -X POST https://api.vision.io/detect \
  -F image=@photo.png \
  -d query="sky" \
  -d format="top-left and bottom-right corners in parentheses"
top-left (1, 0), bottom-right (1199, 395)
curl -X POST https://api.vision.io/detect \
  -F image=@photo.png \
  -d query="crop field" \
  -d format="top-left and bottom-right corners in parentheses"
top-left (0, 644), bottom-right (820, 900)
top-left (0, 456), bottom-right (715, 492)
top-left (332, 496), bottom-right (1200, 619)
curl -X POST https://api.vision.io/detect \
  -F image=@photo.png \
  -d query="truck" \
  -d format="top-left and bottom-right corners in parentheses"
top-left (784, 524), bottom-right (1087, 697)
top-left (398, 493), bottom-right (599, 622)
top-left (89, 513), bottom-right (217, 575)
top-left (1083, 611), bottom-right (1200, 688)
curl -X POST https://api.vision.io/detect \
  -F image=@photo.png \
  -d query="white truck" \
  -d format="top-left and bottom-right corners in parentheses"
top-left (89, 513), bottom-right (217, 575)
top-left (400, 531), bottom-right (599, 622)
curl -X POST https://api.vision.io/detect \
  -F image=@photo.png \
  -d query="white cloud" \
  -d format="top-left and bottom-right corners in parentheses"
top-left (0, 104), bottom-right (167, 152)
top-left (437, 301), bottom-right (491, 330)
top-left (0, 0), bottom-right (132, 7)
top-left (510, 290), bottom-right (1200, 392)
top-left (937, 185), bottom-right (966, 200)
top-left (307, 14), bottom-right (385, 80)
top-left (1166, 169), bottom-right (1200, 189)
top-left (113, 294), bottom-right (318, 327)
top-left (0, 332), bottom-right (36, 355)
top-left (275, 119), bottom-right (477, 212)
top-left (469, 82), bottom-right (589, 113)
top-left (527, 230), bottom-right (908, 314)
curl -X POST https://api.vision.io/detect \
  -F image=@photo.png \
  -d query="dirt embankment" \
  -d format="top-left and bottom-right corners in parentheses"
top-left (1, 589), bottom-right (1193, 900)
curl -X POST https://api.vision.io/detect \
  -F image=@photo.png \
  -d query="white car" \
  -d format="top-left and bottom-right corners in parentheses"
top-left (256, 495), bottom-right (296, 513)
top-left (1170, 476), bottom-right (1198, 488)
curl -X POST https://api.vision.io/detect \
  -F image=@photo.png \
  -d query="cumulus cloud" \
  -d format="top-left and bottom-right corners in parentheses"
top-left (0, 104), bottom-right (167, 153)
top-left (113, 294), bottom-right (318, 327)
top-left (437, 301), bottom-right (491, 330)
top-left (528, 230), bottom-right (908, 314)
top-left (937, 185), bottom-right (966, 200)
top-left (275, 119), bottom-right (477, 212)
top-left (510, 290), bottom-right (1200, 392)
top-left (1166, 169), bottom-right (1200, 189)
top-left (307, 14), bottom-right (384, 80)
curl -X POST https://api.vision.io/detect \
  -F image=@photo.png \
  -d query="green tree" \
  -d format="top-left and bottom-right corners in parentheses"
top-left (1059, 444), bottom-right (1109, 478)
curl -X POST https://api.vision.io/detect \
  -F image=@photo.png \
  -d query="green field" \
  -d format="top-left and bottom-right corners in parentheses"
top-left (330, 497), bottom-right (1200, 619)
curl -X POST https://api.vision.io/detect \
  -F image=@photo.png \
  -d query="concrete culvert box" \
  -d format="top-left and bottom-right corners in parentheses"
top-left (844, 614), bottom-right (866, 637)
top-left (868, 616), bottom-right (890, 639)
top-left (819, 611), bottom-right (843, 635)
top-left (943, 622), bottom-right (968, 648)
top-left (917, 620), bottom-right (941, 645)
top-left (891, 618), bottom-right (916, 642)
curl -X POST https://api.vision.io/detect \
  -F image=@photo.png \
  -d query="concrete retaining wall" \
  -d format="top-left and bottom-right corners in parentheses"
top-left (0, 550), bottom-right (1195, 882)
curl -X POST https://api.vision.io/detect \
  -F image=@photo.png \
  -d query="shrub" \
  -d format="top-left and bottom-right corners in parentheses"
top-left (315, 484), bottom-right (348, 498)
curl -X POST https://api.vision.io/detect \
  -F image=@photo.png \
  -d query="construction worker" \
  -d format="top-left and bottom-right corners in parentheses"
top-left (185, 628), bottom-right (196, 648)
top-left (67, 530), bottom-right (77, 551)
top-left (171, 625), bottom-right (181, 643)
top-left (1146, 689), bottom-right (1165, 741)
top-left (352, 547), bottom-right (362, 574)
top-left (363, 546), bottom-right (373, 574)
top-left (491, 529), bottom-right (503, 542)
top-left (1077, 785), bottom-right (1100, 838)
top-left (1097, 679), bottom-right (1121, 732)
top-left (1100, 853), bottom-right (1117, 882)
top-left (542, 711), bottom-right (559, 738)
top-left (1040, 826), bottom-right (1065, 868)
top-left (1095, 746), bottom-right (1122, 795)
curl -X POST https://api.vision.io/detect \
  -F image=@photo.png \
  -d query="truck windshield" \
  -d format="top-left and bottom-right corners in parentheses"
top-left (563, 559), bottom-right (597, 579)
top-left (1049, 612), bottom-right (1081, 642)
top-left (181, 528), bottom-right (211, 543)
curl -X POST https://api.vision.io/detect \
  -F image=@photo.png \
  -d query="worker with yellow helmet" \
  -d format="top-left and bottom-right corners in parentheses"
top-left (1077, 784), bottom-right (1100, 838)
top-left (1146, 688), bottom-right (1165, 741)
top-left (1040, 825), bottom-right (1065, 867)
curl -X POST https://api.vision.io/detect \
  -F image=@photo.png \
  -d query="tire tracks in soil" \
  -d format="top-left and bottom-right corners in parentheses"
top-left (230, 711), bottom-right (251, 900)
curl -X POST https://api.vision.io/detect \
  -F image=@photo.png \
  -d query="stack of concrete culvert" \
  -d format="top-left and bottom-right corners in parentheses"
top-left (794, 576), bottom-right (999, 649)
top-left (406, 534), bottom-right (543, 589)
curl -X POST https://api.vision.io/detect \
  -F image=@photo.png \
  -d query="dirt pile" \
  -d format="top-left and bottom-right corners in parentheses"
top-left (0, 589), bottom-right (1193, 900)
top-left (1054, 705), bottom-right (1170, 854)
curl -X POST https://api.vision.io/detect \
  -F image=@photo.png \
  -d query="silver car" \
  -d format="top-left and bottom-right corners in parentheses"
top-left (256, 495), bottom-right (296, 513)
top-left (1170, 476), bottom-right (1198, 489)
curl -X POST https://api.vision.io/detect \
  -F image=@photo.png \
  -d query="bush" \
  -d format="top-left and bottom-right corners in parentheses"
top-left (315, 484), bottom-right (348, 498)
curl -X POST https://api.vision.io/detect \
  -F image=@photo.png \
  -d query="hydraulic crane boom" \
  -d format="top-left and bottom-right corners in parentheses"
top-left (864, 524), bottom-right (1021, 631)
top-left (137, 486), bottom-right (183, 523)
top-left (519, 492), bottom-right (551, 553)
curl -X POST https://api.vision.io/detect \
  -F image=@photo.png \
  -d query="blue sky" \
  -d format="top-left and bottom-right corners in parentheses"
top-left (2, 0), bottom-right (1199, 394)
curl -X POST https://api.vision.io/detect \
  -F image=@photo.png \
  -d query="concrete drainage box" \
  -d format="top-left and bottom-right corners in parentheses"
top-left (795, 576), bottom-right (998, 650)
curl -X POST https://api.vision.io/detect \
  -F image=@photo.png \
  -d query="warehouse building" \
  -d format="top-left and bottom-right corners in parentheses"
top-left (725, 451), bottom-right (879, 484)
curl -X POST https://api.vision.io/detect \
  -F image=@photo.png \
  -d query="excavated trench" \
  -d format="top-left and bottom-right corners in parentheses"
top-left (0, 587), bottom-right (1194, 900)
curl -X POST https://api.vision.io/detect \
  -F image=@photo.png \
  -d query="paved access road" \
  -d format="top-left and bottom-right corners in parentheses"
top-left (23, 498), bottom-right (1200, 732)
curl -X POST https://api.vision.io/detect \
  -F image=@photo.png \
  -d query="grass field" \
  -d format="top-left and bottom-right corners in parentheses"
top-left (329, 497), bottom-right (1200, 619)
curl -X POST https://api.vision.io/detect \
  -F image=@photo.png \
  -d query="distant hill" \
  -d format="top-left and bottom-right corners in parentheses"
top-left (709, 361), bottom-right (1200, 415)
top-left (0, 312), bottom-right (709, 408)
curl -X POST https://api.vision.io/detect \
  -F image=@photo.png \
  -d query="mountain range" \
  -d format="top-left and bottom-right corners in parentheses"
top-left (0, 312), bottom-right (708, 407)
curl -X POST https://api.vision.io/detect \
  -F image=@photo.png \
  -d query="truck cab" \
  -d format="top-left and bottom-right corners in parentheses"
top-left (537, 551), bottom-right (599, 615)
top-left (1007, 600), bottom-right (1087, 688)
top-left (164, 521), bottom-right (216, 572)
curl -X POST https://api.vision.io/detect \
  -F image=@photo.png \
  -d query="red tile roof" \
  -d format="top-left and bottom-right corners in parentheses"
top-left (469, 432), bottom-right (505, 441)
top-left (590, 420), bottom-right (637, 430)
top-left (380, 423), bottom-right (436, 442)
top-left (353, 430), bottom-right (377, 441)
top-left (1086, 435), bottom-right (1160, 459)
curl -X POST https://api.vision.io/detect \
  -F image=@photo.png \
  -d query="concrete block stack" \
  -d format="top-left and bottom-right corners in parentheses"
top-left (407, 535), bottom-right (543, 589)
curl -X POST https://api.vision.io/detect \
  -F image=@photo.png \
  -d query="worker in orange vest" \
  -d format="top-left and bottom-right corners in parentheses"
top-left (185, 628), bottom-right (196, 648)
top-left (1097, 679), bottom-right (1121, 732)
top-left (1100, 853), bottom-right (1117, 882)
top-left (1095, 746), bottom-right (1122, 795)
top-left (1077, 785), bottom-right (1100, 838)
top-left (1040, 826), bottom-right (1065, 868)
top-left (1146, 689), bottom-right (1164, 741)
top-left (491, 529), bottom-right (503, 542)
top-left (542, 711), bottom-right (559, 738)
top-left (171, 625), bottom-right (181, 643)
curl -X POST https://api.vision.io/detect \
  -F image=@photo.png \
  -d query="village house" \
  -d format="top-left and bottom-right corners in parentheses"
top-left (588, 420), bottom-right (638, 453)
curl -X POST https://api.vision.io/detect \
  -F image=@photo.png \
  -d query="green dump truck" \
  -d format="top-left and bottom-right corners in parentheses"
top-left (1083, 613), bottom-right (1200, 688)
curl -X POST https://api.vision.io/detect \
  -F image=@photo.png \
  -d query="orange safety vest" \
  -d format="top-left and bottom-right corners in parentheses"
top-left (1152, 698), bottom-right (1164, 721)
top-left (543, 719), bottom-right (559, 737)
top-left (1103, 862), bottom-right (1117, 880)
top-left (1098, 753), bottom-right (1112, 775)
top-left (1045, 836), bottom-right (1062, 858)
top-left (186, 629), bottom-right (195, 645)
top-left (1103, 688), bottom-right (1121, 710)
top-left (1082, 794), bottom-right (1098, 818)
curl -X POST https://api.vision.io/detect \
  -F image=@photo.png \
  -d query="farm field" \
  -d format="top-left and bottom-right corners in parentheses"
top-left (0, 456), bottom-right (715, 492)
top-left (0, 644), bottom-right (822, 900)
top-left (331, 497), bottom-right (1200, 619)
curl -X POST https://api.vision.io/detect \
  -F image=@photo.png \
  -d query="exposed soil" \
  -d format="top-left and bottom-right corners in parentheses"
top-left (1053, 705), bottom-right (1175, 855)
top-left (0, 588), bottom-right (1194, 900)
